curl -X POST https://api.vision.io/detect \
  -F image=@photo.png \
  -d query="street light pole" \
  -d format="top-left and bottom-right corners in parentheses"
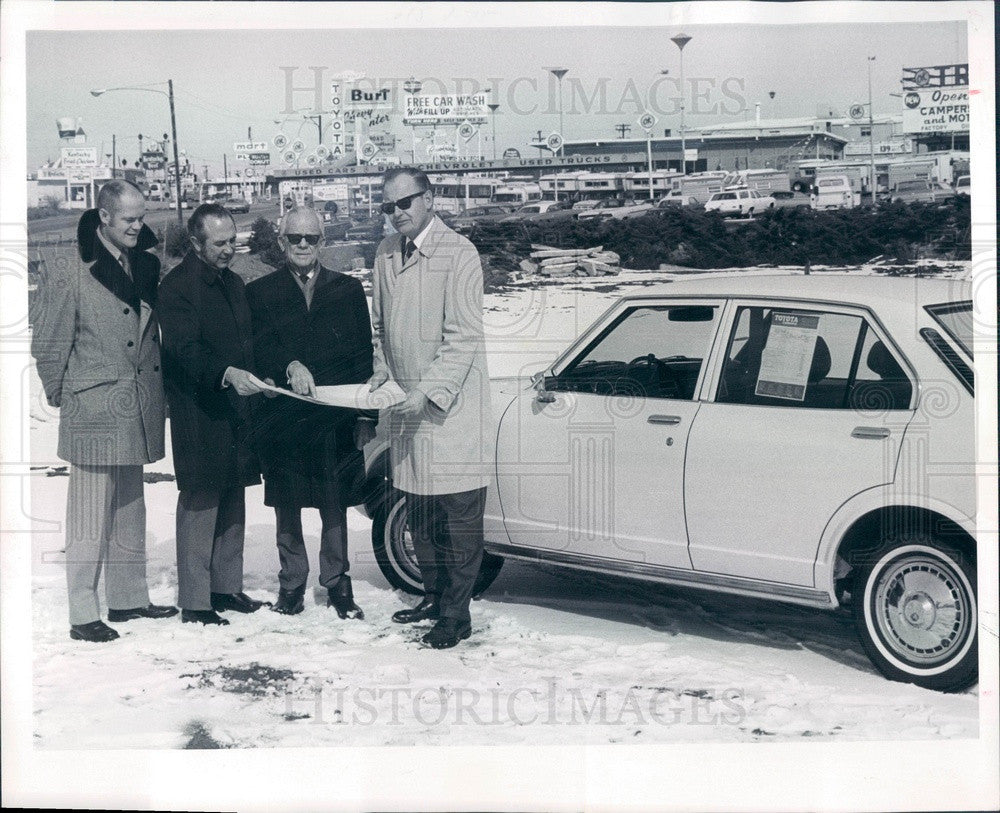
top-left (867, 56), bottom-right (876, 203)
top-left (549, 68), bottom-right (568, 157)
top-left (671, 33), bottom-right (692, 175)
top-left (91, 81), bottom-right (184, 225)
top-left (487, 102), bottom-right (500, 160)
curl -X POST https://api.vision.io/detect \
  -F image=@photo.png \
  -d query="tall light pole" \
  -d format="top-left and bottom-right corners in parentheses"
top-left (549, 68), bottom-right (568, 157)
top-left (670, 33), bottom-right (691, 175)
top-left (91, 80), bottom-right (183, 225)
top-left (488, 102), bottom-right (500, 160)
top-left (867, 55), bottom-right (876, 203)
top-left (403, 77), bottom-right (422, 163)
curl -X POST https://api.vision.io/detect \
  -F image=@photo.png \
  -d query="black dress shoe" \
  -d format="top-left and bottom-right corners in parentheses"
top-left (422, 618), bottom-right (472, 649)
top-left (327, 575), bottom-right (364, 620)
top-left (211, 592), bottom-right (266, 613)
top-left (472, 551), bottom-right (504, 599)
top-left (108, 604), bottom-right (179, 622)
top-left (181, 609), bottom-right (230, 626)
top-left (272, 585), bottom-right (306, 615)
top-left (70, 620), bottom-right (120, 642)
top-left (391, 595), bottom-right (440, 624)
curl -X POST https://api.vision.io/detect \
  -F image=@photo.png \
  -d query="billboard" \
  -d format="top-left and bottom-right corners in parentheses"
top-left (404, 93), bottom-right (489, 125)
top-left (902, 86), bottom-right (969, 133)
top-left (60, 147), bottom-right (98, 168)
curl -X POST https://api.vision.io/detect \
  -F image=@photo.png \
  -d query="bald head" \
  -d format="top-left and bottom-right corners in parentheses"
top-left (279, 206), bottom-right (324, 272)
top-left (97, 180), bottom-right (146, 252)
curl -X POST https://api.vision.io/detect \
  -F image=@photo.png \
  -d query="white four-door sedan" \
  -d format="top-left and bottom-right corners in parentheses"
top-left (361, 276), bottom-right (978, 692)
top-left (705, 188), bottom-right (777, 216)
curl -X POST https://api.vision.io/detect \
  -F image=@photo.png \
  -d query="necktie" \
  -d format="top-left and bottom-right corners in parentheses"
top-left (402, 238), bottom-right (415, 263)
top-left (119, 251), bottom-right (131, 280)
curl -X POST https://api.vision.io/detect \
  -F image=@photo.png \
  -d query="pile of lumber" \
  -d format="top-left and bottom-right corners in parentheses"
top-left (518, 245), bottom-right (621, 278)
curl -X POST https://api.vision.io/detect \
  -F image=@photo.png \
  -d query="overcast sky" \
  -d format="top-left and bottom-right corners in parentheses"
top-left (26, 20), bottom-right (967, 175)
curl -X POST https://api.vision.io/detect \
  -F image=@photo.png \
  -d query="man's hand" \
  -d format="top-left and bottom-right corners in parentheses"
top-left (286, 360), bottom-right (316, 398)
top-left (353, 419), bottom-right (377, 450)
top-left (368, 370), bottom-right (388, 392)
top-left (393, 388), bottom-right (429, 420)
top-left (263, 378), bottom-right (277, 399)
top-left (224, 367), bottom-right (265, 396)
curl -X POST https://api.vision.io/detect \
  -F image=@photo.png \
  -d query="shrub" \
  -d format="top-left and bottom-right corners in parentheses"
top-left (248, 217), bottom-right (284, 268)
top-left (163, 223), bottom-right (189, 258)
top-left (27, 195), bottom-right (63, 221)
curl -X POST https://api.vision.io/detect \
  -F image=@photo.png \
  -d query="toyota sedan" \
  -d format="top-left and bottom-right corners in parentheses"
top-left (360, 275), bottom-right (978, 692)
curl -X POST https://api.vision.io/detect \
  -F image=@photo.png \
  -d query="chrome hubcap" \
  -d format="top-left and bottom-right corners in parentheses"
top-left (874, 555), bottom-right (970, 666)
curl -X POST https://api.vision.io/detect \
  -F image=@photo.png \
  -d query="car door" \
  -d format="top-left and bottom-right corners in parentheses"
top-left (684, 300), bottom-right (917, 585)
top-left (496, 298), bottom-right (725, 569)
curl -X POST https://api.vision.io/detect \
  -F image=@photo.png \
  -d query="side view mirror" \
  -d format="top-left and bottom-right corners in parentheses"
top-left (531, 370), bottom-right (556, 403)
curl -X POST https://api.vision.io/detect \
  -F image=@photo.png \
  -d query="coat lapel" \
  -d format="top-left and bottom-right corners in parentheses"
top-left (89, 243), bottom-right (140, 311)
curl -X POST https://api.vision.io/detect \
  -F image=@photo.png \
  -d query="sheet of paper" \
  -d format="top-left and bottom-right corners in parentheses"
top-left (247, 375), bottom-right (406, 409)
top-left (755, 312), bottom-right (821, 401)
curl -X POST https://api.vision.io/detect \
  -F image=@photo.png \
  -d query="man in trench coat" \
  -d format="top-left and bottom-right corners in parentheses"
top-left (157, 203), bottom-right (267, 626)
top-left (369, 166), bottom-right (500, 649)
top-left (246, 206), bottom-right (375, 618)
top-left (31, 180), bottom-right (178, 642)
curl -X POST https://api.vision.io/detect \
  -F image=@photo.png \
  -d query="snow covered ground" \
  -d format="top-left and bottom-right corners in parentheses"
top-left (21, 264), bottom-right (985, 752)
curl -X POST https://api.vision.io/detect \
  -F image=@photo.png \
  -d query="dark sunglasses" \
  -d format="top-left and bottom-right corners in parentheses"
top-left (379, 190), bottom-right (426, 215)
top-left (284, 233), bottom-right (321, 245)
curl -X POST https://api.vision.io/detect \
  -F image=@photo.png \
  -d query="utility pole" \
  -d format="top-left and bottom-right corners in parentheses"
top-left (223, 153), bottom-right (228, 189)
top-left (867, 56), bottom-right (876, 204)
top-left (248, 126), bottom-right (252, 140)
top-left (535, 129), bottom-right (544, 157)
top-left (111, 134), bottom-right (117, 178)
top-left (615, 123), bottom-right (631, 139)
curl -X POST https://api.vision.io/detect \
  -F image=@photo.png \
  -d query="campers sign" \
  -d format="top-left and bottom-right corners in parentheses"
top-left (902, 86), bottom-right (969, 133)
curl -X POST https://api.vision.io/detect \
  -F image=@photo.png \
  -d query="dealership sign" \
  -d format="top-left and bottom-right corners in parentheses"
top-left (844, 138), bottom-right (913, 156)
top-left (902, 86), bottom-right (969, 133)
top-left (268, 152), bottom-right (625, 179)
top-left (60, 147), bottom-right (98, 168)
top-left (403, 93), bottom-right (488, 125)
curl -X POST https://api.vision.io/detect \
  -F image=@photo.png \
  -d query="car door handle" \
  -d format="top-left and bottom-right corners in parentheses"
top-left (852, 426), bottom-right (891, 439)
top-left (647, 414), bottom-right (682, 425)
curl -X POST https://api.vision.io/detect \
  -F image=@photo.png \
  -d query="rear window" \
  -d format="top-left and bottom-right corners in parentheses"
top-left (925, 301), bottom-right (973, 356)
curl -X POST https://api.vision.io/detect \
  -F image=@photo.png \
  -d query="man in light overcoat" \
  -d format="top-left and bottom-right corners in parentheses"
top-left (369, 166), bottom-right (500, 649)
top-left (31, 180), bottom-right (178, 642)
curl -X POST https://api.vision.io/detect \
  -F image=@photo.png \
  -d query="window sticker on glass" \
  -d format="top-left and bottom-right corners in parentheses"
top-left (755, 312), bottom-right (820, 401)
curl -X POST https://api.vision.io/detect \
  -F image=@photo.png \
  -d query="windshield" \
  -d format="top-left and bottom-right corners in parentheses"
top-left (926, 302), bottom-right (973, 356)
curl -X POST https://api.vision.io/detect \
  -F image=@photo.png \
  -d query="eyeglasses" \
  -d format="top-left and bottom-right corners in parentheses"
top-left (379, 190), bottom-right (426, 215)
top-left (284, 233), bottom-right (321, 246)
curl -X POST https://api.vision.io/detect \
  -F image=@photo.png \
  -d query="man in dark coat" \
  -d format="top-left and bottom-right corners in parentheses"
top-left (157, 203), bottom-right (267, 626)
top-left (31, 180), bottom-right (178, 642)
top-left (246, 206), bottom-right (375, 618)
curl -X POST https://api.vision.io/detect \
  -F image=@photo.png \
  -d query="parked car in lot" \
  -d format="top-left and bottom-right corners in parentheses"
top-left (654, 192), bottom-right (702, 208)
top-left (571, 199), bottom-right (602, 211)
top-left (809, 175), bottom-right (858, 210)
top-left (501, 200), bottom-right (577, 224)
top-left (577, 198), bottom-right (656, 221)
top-left (769, 190), bottom-right (811, 210)
top-left (344, 217), bottom-right (384, 242)
top-left (452, 205), bottom-right (514, 233)
top-left (223, 197), bottom-right (251, 214)
top-left (888, 179), bottom-right (955, 205)
top-left (361, 275), bottom-right (978, 691)
top-left (953, 175), bottom-right (970, 197)
top-left (705, 188), bottom-right (776, 217)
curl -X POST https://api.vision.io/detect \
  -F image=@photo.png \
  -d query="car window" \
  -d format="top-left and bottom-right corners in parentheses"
top-left (550, 305), bottom-right (719, 400)
top-left (713, 193), bottom-right (736, 201)
top-left (925, 301), bottom-right (973, 356)
top-left (716, 306), bottom-right (912, 409)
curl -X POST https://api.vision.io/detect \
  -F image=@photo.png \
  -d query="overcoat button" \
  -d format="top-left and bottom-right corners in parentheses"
top-left (123, 307), bottom-right (130, 314)
top-left (127, 340), bottom-right (134, 347)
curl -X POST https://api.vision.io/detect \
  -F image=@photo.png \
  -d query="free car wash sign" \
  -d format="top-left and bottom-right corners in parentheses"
top-left (902, 86), bottom-right (969, 133)
top-left (404, 93), bottom-right (489, 125)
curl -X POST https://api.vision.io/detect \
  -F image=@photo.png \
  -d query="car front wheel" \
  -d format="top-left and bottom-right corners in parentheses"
top-left (371, 490), bottom-right (423, 594)
top-left (853, 539), bottom-right (977, 692)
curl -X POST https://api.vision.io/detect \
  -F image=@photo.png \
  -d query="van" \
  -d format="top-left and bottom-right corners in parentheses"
top-left (810, 175), bottom-right (857, 210)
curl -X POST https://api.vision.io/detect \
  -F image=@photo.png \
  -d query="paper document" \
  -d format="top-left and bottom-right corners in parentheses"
top-left (248, 375), bottom-right (406, 409)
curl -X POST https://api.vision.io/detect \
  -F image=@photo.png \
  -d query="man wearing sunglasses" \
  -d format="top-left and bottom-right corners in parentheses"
top-left (369, 167), bottom-right (500, 649)
top-left (246, 206), bottom-right (376, 619)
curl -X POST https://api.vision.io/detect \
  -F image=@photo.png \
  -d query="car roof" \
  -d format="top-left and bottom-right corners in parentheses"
top-left (634, 274), bottom-right (971, 310)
